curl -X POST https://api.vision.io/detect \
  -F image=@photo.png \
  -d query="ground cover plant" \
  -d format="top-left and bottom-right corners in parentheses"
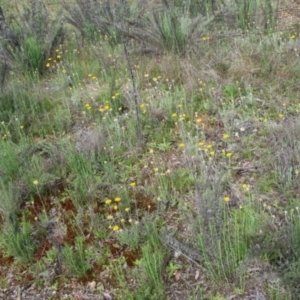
top-left (1, 0), bottom-right (300, 299)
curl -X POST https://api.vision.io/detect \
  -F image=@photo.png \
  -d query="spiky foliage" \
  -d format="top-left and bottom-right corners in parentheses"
top-left (0, 0), bottom-right (64, 76)
top-left (63, 0), bottom-right (146, 45)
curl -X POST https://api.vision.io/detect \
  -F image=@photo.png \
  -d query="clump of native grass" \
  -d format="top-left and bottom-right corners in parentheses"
top-left (268, 118), bottom-right (300, 195)
top-left (0, 0), bottom-right (64, 78)
top-left (63, 0), bottom-right (219, 56)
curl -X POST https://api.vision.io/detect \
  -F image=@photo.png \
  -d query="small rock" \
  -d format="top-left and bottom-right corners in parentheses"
top-left (87, 280), bottom-right (97, 290)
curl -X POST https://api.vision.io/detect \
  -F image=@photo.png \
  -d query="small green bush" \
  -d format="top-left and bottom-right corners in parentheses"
top-left (62, 236), bottom-right (91, 276)
top-left (1, 220), bottom-right (37, 264)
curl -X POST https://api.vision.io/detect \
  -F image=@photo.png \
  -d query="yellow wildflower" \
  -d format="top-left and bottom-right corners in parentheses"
top-left (33, 180), bottom-right (39, 185)
top-left (224, 196), bottom-right (230, 202)
top-left (112, 225), bottom-right (119, 231)
top-left (242, 184), bottom-right (250, 191)
top-left (105, 199), bottom-right (112, 204)
top-left (129, 182), bottom-right (136, 187)
top-left (115, 197), bottom-right (121, 202)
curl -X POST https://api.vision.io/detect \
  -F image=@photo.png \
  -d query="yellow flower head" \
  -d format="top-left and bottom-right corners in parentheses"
top-left (105, 199), bottom-right (112, 204)
top-left (112, 225), bottom-right (119, 231)
top-left (129, 182), bottom-right (136, 187)
top-left (179, 143), bottom-right (185, 148)
top-left (223, 133), bottom-right (230, 139)
top-left (115, 197), bottom-right (121, 202)
top-left (224, 196), bottom-right (230, 202)
top-left (125, 207), bottom-right (130, 212)
top-left (33, 180), bottom-right (39, 185)
top-left (226, 152), bottom-right (232, 158)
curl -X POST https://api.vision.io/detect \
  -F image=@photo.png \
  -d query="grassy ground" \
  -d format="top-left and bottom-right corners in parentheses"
top-left (1, 0), bottom-right (300, 299)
